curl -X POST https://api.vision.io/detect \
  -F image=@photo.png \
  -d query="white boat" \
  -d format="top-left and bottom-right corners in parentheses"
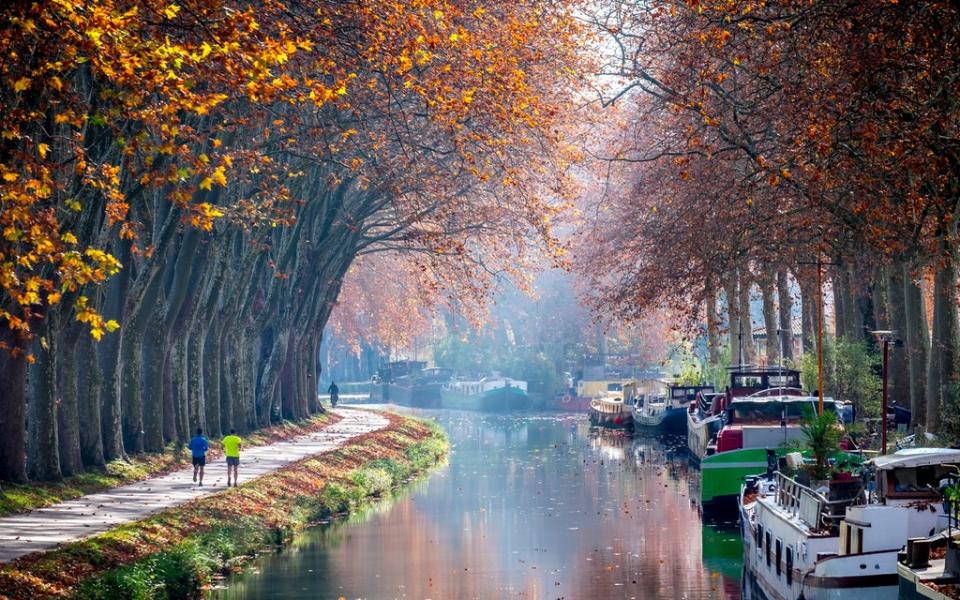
top-left (588, 394), bottom-right (633, 429)
top-left (740, 448), bottom-right (960, 600)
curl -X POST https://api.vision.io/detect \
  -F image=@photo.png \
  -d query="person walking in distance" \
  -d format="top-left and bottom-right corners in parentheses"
top-left (188, 427), bottom-right (209, 486)
top-left (223, 429), bottom-right (242, 487)
top-left (328, 380), bottom-right (340, 407)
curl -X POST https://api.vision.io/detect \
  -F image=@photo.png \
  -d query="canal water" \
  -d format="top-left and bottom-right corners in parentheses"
top-left (211, 411), bottom-right (742, 599)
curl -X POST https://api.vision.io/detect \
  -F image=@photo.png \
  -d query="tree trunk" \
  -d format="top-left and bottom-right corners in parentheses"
top-left (833, 268), bottom-right (847, 341)
top-left (926, 250), bottom-right (959, 433)
top-left (760, 274), bottom-right (779, 366)
top-left (141, 310), bottom-right (165, 452)
top-left (799, 276), bottom-right (817, 354)
top-left (56, 334), bottom-right (83, 477)
top-left (121, 324), bottom-right (146, 454)
top-left (777, 270), bottom-right (795, 363)
top-left (77, 333), bottom-right (105, 468)
top-left (203, 325), bottom-right (222, 439)
top-left (885, 265), bottom-right (910, 409)
top-left (724, 273), bottom-right (741, 367)
top-left (739, 270), bottom-right (756, 364)
top-left (705, 283), bottom-right (721, 365)
top-left (0, 336), bottom-right (29, 482)
top-left (28, 320), bottom-right (62, 481)
top-left (904, 264), bottom-right (930, 427)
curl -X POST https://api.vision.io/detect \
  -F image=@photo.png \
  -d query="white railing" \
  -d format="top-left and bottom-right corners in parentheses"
top-left (774, 472), bottom-right (862, 532)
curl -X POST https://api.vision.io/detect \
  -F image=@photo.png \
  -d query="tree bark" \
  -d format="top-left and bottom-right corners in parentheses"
top-left (705, 283), bottom-right (721, 365)
top-left (760, 274), bottom-right (779, 366)
top-left (724, 273), bottom-right (740, 366)
top-left (904, 264), bottom-right (930, 427)
top-left (28, 319), bottom-right (62, 481)
top-left (0, 336), bottom-right (29, 482)
top-left (777, 270), bottom-right (795, 363)
top-left (56, 333), bottom-right (83, 477)
top-left (885, 264), bottom-right (910, 409)
top-left (926, 250), bottom-right (959, 433)
top-left (77, 332), bottom-right (105, 468)
top-left (739, 270), bottom-right (756, 364)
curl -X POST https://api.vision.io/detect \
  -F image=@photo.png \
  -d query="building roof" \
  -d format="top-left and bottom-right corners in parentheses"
top-left (871, 447), bottom-right (960, 471)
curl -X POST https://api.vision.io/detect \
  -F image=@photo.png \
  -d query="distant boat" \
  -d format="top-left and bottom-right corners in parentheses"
top-left (588, 385), bottom-right (633, 429)
top-left (441, 376), bottom-right (530, 411)
top-left (632, 384), bottom-right (714, 435)
top-left (370, 361), bottom-right (451, 408)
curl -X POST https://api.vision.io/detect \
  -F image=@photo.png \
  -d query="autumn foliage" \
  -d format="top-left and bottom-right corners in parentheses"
top-left (0, 0), bottom-right (587, 482)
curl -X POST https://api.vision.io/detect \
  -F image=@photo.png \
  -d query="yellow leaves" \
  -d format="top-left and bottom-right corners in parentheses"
top-left (163, 4), bottom-right (181, 19)
top-left (61, 232), bottom-right (78, 245)
top-left (12, 77), bottom-right (31, 93)
top-left (212, 165), bottom-right (227, 187)
top-left (49, 76), bottom-right (63, 92)
top-left (37, 143), bottom-right (50, 159)
top-left (336, 84), bottom-right (347, 96)
top-left (433, 9), bottom-right (444, 20)
top-left (66, 199), bottom-right (82, 211)
top-left (199, 177), bottom-right (213, 191)
top-left (189, 202), bottom-right (225, 231)
top-left (200, 41), bottom-right (212, 60)
top-left (3, 172), bottom-right (18, 182)
top-left (106, 319), bottom-right (120, 333)
top-left (74, 295), bottom-right (115, 341)
top-left (450, 33), bottom-right (462, 43)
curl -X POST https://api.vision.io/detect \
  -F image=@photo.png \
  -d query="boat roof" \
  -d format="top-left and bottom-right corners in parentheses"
top-left (729, 395), bottom-right (835, 404)
top-left (871, 447), bottom-right (960, 470)
top-left (727, 364), bottom-right (799, 375)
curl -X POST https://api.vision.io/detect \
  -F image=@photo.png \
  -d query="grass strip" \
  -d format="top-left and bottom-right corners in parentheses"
top-left (0, 413), bottom-right (447, 600)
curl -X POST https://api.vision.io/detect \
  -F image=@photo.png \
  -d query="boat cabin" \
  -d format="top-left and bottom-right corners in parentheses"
top-left (728, 366), bottom-right (802, 397)
top-left (716, 396), bottom-right (839, 453)
top-left (670, 384), bottom-right (714, 403)
top-left (872, 448), bottom-right (960, 502)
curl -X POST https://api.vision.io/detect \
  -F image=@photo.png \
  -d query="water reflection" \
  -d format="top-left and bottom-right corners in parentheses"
top-left (211, 412), bottom-right (741, 599)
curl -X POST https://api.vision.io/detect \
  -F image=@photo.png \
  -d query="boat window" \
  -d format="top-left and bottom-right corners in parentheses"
top-left (768, 374), bottom-right (800, 387)
top-left (730, 401), bottom-right (838, 423)
top-left (889, 466), bottom-right (945, 498)
top-left (607, 383), bottom-right (623, 392)
top-left (765, 531), bottom-right (771, 567)
top-left (775, 539), bottom-right (783, 577)
top-left (786, 546), bottom-right (794, 584)
top-left (756, 524), bottom-right (763, 547)
top-left (734, 375), bottom-right (764, 388)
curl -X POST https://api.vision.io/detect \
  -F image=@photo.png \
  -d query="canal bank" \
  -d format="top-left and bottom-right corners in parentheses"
top-left (0, 412), bottom-right (447, 599)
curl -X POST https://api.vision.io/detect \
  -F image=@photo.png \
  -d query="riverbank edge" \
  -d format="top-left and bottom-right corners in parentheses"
top-left (0, 411), bottom-right (448, 600)
top-left (0, 412), bottom-right (343, 518)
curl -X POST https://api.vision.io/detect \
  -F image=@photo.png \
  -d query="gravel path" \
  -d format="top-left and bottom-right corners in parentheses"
top-left (0, 408), bottom-right (389, 564)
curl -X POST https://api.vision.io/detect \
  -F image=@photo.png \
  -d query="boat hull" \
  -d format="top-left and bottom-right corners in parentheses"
top-left (687, 411), bottom-right (722, 463)
top-left (441, 386), bottom-right (531, 411)
top-left (633, 406), bottom-right (688, 435)
top-left (589, 408), bottom-right (633, 429)
top-left (701, 448), bottom-right (770, 518)
top-left (372, 382), bottom-right (443, 408)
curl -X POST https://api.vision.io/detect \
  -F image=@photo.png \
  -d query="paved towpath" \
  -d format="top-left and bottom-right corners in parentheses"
top-left (0, 408), bottom-right (389, 564)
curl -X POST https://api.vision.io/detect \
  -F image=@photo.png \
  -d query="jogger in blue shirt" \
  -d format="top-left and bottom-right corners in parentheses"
top-left (188, 428), bottom-right (209, 486)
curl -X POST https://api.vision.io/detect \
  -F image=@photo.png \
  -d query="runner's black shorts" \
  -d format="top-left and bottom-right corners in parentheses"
top-left (192, 455), bottom-right (206, 467)
top-left (226, 456), bottom-right (239, 466)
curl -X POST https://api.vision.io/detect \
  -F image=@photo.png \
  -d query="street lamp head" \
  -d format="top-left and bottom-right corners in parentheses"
top-left (869, 329), bottom-right (898, 341)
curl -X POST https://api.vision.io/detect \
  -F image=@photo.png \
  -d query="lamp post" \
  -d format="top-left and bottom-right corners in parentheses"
top-left (870, 330), bottom-right (897, 455)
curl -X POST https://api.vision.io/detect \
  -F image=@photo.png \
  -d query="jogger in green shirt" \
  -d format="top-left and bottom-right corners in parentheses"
top-left (223, 429), bottom-right (242, 487)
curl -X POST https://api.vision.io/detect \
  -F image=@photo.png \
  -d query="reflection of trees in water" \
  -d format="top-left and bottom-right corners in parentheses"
top-left (215, 413), bottom-right (740, 600)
